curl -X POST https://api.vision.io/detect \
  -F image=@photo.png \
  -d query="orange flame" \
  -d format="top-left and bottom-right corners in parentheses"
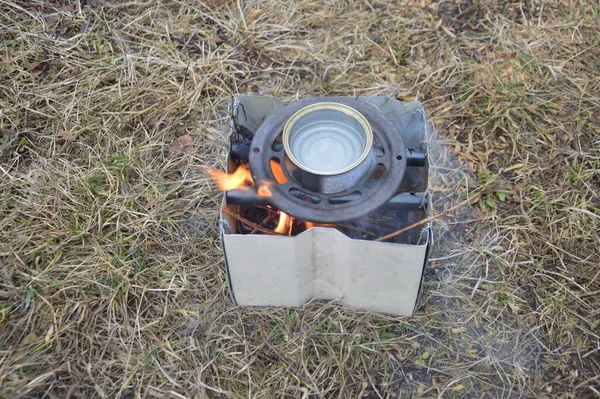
top-left (211, 165), bottom-right (296, 234)
top-left (275, 211), bottom-right (292, 235)
top-left (257, 182), bottom-right (273, 197)
top-left (304, 222), bottom-right (315, 230)
top-left (209, 164), bottom-right (253, 191)
top-left (210, 164), bottom-right (277, 199)
top-left (270, 159), bottom-right (288, 184)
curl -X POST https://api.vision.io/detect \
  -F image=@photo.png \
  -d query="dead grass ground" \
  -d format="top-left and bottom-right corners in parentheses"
top-left (1, 0), bottom-right (599, 398)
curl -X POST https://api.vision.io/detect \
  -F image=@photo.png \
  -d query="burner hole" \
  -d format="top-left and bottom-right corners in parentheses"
top-left (270, 158), bottom-right (288, 184)
top-left (396, 155), bottom-right (403, 160)
top-left (289, 188), bottom-right (321, 204)
top-left (253, 148), bottom-right (260, 153)
top-left (271, 133), bottom-right (284, 152)
top-left (329, 191), bottom-right (362, 205)
top-left (272, 143), bottom-right (283, 152)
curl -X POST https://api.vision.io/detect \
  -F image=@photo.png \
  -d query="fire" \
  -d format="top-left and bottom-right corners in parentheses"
top-left (257, 182), bottom-right (273, 197)
top-left (209, 164), bottom-right (253, 191)
top-left (275, 211), bottom-right (292, 235)
top-left (270, 159), bottom-right (288, 184)
top-left (210, 164), bottom-right (298, 236)
top-left (209, 164), bottom-right (274, 198)
top-left (305, 222), bottom-right (315, 229)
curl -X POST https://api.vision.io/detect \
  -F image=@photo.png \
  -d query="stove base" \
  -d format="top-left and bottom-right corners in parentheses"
top-left (221, 198), bottom-right (432, 316)
top-left (219, 95), bottom-right (433, 316)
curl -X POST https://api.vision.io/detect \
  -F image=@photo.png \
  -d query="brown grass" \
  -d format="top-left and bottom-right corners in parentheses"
top-left (1, 0), bottom-right (599, 398)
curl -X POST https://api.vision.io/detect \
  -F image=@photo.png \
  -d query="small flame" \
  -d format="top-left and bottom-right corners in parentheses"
top-left (209, 164), bottom-right (253, 191)
top-left (305, 222), bottom-right (315, 230)
top-left (270, 159), bottom-right (288, 184)
top-left (275, 211), bottom-right (292, 235)
top-left (257, 183), bottom-right (273, 197)
top-left (211, 165), bottom-right (275, 199)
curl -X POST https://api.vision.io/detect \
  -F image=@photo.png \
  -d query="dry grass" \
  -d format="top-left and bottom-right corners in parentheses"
top-left (1, 0), bottom-right (599, 398)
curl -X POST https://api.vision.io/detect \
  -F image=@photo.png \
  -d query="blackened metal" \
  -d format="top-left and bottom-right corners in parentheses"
top-left (233, 120), bottom-right (255, 140)
top-left (385, 193), bottom-right (427, 210)
top-left (326, 191), bottom-right (362, 204)
top-left (226, 189), bottom-right (270, 206)
top-left (227, 189), bottom-right (426, 211)
top-left (328, 192), bottom-right (426, 210)
top-left (230, 141), bottom-right (283, 162)
top-left (405, 150), bottom-right (427, 167)
top-left (230, 142), bottom-right (251, 161)
top-left (248, 97), bottom-right (408, 223)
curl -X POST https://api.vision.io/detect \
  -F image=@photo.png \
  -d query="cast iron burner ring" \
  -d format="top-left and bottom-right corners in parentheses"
top-left (249, 97), bottom-right (407, 223)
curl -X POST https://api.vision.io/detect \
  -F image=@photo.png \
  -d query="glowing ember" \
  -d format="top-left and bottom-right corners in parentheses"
top-left (275, 211), bottom-right (292, 235)
top-left (209, 164), bottom-right (253, 191)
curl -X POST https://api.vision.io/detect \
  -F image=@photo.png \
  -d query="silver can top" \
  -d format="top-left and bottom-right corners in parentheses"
top-left (283, 102), bottom-right (373, 176)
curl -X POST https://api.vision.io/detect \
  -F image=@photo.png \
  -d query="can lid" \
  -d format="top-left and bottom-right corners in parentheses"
top-left (283, 102), bottom-right (373, 176)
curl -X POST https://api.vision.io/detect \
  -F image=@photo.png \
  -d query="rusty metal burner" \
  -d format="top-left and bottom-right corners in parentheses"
top-left (244, 97), bottom-right (408, 222)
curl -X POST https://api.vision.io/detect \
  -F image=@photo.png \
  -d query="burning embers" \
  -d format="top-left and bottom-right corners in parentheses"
top-left (211, 98), bottom-right (431, 244)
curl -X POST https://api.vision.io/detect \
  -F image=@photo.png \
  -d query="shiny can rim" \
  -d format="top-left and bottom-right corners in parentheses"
top-left (282, 102), bottom-right (373, 176)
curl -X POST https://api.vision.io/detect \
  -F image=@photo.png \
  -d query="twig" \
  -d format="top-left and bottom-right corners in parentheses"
top-left (223, 207), bottom-right (284, 236)
top-left (374, 193), bottom-right (481, 242)
top-left (250, 211), bottom-right (279, 234)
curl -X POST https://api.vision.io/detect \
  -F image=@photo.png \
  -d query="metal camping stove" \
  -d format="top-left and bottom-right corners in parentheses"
top-left (218, 95), bottom-right (433, 316)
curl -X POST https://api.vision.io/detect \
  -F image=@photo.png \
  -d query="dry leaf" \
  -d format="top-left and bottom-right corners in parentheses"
top-left (453, 384), bottom-right (465, 391)
top-left (170, 134), bottom-right (194, 152)
top-left (58, 130), bottom-right (74, 141)
top-left (417, 384), bottom-right (425, 396)
top-left (501, 64), bottom-right (514, 79)
top-left (248, 9), bottom-right (262, 21)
